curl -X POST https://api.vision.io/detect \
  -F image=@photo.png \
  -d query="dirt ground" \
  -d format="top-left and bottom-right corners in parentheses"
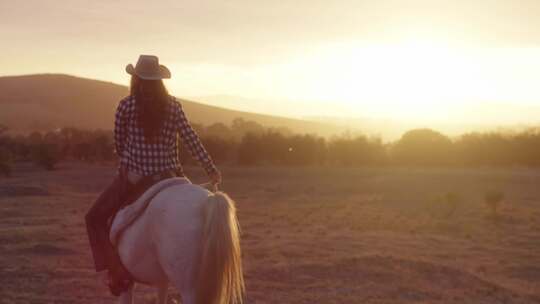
top-left (1, 162), bottom-right (539, 303)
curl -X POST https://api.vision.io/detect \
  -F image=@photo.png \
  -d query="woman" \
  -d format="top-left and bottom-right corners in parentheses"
top-left (85, 55), bottom-right (221, 296)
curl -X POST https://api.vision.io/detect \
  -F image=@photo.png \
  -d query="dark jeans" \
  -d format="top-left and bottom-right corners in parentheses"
top-left (85, 169), bottom-right (183, 272)
top-left (85, 173), bottom-right (132, 272)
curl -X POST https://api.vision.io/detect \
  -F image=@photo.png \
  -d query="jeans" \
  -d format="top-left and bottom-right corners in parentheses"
top-left (85, 173), bottom-right (132, 272)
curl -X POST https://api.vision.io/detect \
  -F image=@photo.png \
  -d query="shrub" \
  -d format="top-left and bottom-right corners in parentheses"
top-left (0, 147), bottom-right (11, 177)
top-left (237, 133), bottom-right (264, 166)
top-left (0, 126), bottom-right (12, 176)
top-left (428, 192), bottom-right (463, 218)
top-left (32, 143), bottom-right (60, 170)
top-left (485, 190), bottom-right (504, 216)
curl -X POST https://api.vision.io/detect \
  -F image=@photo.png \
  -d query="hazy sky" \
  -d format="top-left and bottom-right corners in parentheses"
top-left (2, 0), bottom-right (540, 123)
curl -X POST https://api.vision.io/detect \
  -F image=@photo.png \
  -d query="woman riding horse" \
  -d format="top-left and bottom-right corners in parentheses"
top-left (85, 55), bottom-right (221, 296)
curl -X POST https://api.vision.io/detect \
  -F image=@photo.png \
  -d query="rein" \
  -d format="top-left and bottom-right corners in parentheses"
top-left (199, 182), bottom-right (219, 193)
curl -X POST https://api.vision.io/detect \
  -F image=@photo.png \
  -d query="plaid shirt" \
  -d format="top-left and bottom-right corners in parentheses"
top-left (114, 95), bottom-right (217, 176)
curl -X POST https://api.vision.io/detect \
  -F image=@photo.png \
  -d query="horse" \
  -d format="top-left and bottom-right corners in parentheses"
top-left (110, 179), bottom-right (244, 304)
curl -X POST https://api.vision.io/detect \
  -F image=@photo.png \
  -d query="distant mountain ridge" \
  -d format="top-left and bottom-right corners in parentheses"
top-left (0, 74), bottom-right (344, 136)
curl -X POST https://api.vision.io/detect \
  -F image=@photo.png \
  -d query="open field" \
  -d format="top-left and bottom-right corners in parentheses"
top-left (1, 162), bottom-right (540, 303)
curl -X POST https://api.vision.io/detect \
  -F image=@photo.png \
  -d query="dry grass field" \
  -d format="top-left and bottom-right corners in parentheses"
top-left (1, 162), bottom-right (540, 303)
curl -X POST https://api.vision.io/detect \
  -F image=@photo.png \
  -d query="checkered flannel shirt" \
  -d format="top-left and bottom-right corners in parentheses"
top-left (114, 95), bottom-right (217, 176)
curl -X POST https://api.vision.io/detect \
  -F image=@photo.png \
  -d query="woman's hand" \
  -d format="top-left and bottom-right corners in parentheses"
top-left (209, 169), bottom-right (222, 186)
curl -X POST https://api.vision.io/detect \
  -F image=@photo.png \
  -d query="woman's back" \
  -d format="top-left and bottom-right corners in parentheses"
top-left (115, 95), bottom-right (216, 177)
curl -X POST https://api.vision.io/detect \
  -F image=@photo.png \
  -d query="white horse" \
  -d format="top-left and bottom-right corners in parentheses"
top-left (110, 180), bottom-right (244, 304)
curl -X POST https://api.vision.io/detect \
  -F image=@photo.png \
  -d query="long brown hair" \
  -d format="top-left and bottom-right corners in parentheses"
top-left (130, 75), bottom-right (170, 142)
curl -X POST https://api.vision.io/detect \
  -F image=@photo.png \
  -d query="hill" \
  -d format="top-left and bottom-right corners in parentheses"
top-left (0, 74), bottom-right (344, 136)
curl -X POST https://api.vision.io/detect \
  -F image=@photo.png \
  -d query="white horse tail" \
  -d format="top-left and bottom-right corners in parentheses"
top-left (196, 191), bottom-right (244, 304)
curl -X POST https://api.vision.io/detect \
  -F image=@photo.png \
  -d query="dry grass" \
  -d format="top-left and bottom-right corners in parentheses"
top-left (1, 162), bottom-right (540, 303)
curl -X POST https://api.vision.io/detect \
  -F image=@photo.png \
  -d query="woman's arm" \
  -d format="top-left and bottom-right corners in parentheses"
top-left (174, 100), bottom-right (218, 176)
top-left (113, 97), bottom-right (130, 160)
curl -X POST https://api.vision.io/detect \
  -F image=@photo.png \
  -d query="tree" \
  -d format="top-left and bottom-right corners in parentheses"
top-left (231, 118), bottom-right (265, 139)
top-left (260, 132), bottom-right (289, 164)
top-left (206, 122), bottom-right (234, 140)
top-left (0, 146), bottom-right (11, 177)
top-left (392, 129), bottom-right (454, 166)
top-left (284, 134), bottom-right (326, 166)
top-left (328, 134), bottom-right (386, 166)
top-left (32, 143), bottom-right (60, 170)
top-left (0, 125), bottom-right (12, 176)
top-left (93, 132), bottom-right (114, 161)
top-left (202, 136), bottom-right (234, 164)
top-left (238, 133), bottom-right (264, 166)
top-left (456, 132), bottom-right (512, 166)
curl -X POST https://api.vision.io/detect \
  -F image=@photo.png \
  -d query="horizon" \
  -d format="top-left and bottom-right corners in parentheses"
top-left (3, 1), bottom-right (540, 127)
top-left (4, 72), bottom-right (540, 142)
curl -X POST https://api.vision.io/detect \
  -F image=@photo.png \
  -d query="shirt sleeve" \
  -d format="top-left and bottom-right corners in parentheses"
top-left (174, 100), bottom-right (218, 175)
top-left (114, 98), bottom-right (129, 158)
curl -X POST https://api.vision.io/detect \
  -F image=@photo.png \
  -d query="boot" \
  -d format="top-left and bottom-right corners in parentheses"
top-left (107, 251), bottom-right (133, 296)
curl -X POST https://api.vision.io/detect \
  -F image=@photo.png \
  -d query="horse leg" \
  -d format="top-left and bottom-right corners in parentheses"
top-left (154, 224), bottom-right (198, 304)
top-left (156, 283), bottom-right (168, 304)
top-left (161, 269), bottom-right (196, 304)
top-left (158, 258), bottom-right (196, 304)
top-left (180, 289), bottom-right (196, 304)
top-left (118, 283), bottom-right (135, 304)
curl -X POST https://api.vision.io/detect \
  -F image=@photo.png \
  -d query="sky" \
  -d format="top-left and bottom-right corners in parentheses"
top-left (2, 0), bottom-right (540, 124)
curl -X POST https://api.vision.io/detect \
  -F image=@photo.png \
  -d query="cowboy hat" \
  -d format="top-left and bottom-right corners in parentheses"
top-left (126, 55), bottom-right (171, 80)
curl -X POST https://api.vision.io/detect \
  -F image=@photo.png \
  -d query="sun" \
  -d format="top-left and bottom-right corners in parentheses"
top-left (276, 39), bottom-right (484, 121)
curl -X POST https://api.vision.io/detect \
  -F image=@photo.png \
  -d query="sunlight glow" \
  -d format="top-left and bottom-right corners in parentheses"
top-left (234, 40), bottom-right (540, 122)
top-left (4, 1), bottom-right (540, 125)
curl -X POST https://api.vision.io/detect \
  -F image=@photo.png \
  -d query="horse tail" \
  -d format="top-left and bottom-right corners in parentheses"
top-left (196, 191), bottom-right (244, 304)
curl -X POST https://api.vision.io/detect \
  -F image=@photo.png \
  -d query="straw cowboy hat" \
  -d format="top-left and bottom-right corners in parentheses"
top-left (126, 55), bottom-right (171, 80)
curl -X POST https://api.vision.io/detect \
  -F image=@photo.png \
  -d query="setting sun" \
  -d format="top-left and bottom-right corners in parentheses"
top-left (201, 39), bottom-right (540, 124)
top-left (281, 40), bottom-right (473, 118)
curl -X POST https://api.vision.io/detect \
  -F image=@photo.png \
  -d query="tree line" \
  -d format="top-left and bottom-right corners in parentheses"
top-left (2, 118), bottom-right (540, 175)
